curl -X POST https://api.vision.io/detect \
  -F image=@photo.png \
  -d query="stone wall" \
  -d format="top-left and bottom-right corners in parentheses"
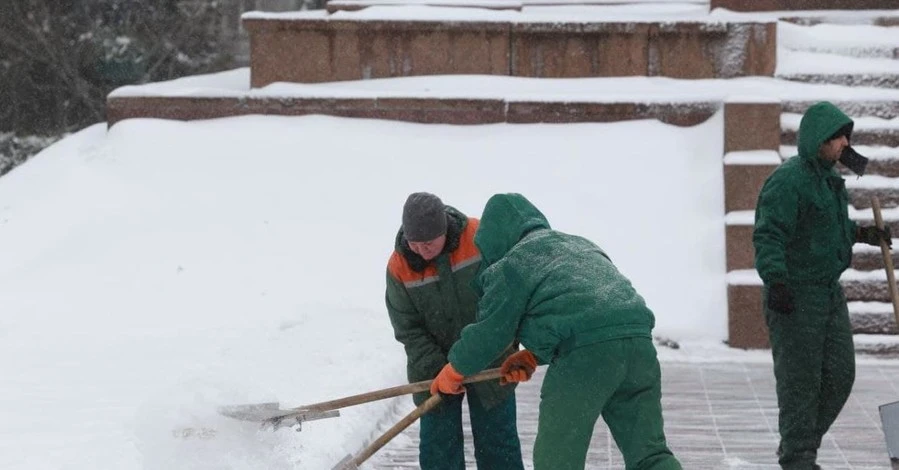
top-left (243, 17), bottom-right (777, 86)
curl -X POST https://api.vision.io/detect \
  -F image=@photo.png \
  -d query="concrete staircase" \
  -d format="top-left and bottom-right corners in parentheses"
top-left (776, 17), bottom-right (899, 89)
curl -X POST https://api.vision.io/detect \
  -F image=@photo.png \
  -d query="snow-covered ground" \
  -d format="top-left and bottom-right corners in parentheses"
top-left (0, 109), bottom-right (736, 469)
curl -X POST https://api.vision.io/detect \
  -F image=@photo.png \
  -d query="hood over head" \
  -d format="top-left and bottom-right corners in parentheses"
top-left (474, 193), bottom-right (550, 267)
top-left (797, 101), bottom-right (854, 164)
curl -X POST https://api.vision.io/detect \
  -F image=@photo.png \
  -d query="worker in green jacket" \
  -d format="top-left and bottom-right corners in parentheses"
top-left (753, 101), bottom-right (891, 470)
top-left (385, 192), bottom-right (523, 470)
top-left (430, 193), bottom-right (682, 470)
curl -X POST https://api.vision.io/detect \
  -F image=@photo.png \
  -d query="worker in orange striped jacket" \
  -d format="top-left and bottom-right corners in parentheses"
top-left (385, 192), bottom-right (523, 470)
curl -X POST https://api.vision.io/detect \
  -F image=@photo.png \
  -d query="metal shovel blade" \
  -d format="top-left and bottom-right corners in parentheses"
top-left (217, 402), bottom-right (339, 431)
top-left (218, 402), bottom-right (286, 422)
top-left (880, 400), bottom-right (899, 460)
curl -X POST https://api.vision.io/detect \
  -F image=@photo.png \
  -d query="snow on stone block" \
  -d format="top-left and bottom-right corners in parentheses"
top-left (725, 210), bottom-right (755, 225)
top-left (727, 269), bottom-right (763, 285)
top-left (723, 150), bottom-right (782, 165)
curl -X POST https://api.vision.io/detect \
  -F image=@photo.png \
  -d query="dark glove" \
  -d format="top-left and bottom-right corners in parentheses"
top-left (857, 225), bottom-right (892, 247)
top-left (767, 283), bottom-right (794, 315)
top-left (500, 350), bottom-right (537, 385)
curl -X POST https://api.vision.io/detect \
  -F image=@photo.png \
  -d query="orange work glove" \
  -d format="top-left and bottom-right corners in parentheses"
top-left (430, 363), bottom-right (465, 395)
top-left (500, 350), bottom-right (537, 385)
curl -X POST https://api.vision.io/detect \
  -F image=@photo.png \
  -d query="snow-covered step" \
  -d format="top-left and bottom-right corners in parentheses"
top-left (852, 240), bottom-right (899, 271)
top-left (853, 334), bottom-right (899, 356)
top-left (778, 50), bottom-right (899, 76)
top-left (843, 268), bottom-right (899, 303)
top-left (779, 71), bottom-right (899, 89)
top-left (849, 302), bottom-right (899, 334)
top-left (845, 176), bottom-right (899, 209)
top-left (780, 145), bottom-right (899, 160)
top-left (782, 113), bottom-right (899, 147)
top-left (777, 51), bottom-right (899, 89)
top-left (780, 13), bottom-right (899, 28)
top-left (778, 21), bottom-right (899, 59)
top-left (783, 101), bottom-right (899, 120)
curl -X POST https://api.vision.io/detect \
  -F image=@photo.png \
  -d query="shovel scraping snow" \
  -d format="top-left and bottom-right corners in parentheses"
top-left (218, 367), bottom-right (503, 431)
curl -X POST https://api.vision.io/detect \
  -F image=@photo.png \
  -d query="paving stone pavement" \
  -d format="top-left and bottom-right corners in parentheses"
top-left (366, 360), bottom-right (899, 470)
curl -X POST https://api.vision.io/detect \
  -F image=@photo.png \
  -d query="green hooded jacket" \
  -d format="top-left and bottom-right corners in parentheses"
top-left (448, 193), bottom-right (655, 375)
top-left (386, 206), bottom-right (515, 407)
top-left (753, 102), bottom-right (857, 285)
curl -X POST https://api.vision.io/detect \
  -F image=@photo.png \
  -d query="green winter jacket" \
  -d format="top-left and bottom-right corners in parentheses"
top-left (386, 206), bottom-right (515, 407)
top-left (448, 193), bottom-right (655, 375)
top-left (753, 102), bottom-right (858, 285)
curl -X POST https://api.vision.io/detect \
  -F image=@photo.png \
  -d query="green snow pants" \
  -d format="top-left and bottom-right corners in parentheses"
top-left (533, 337), bottom-right (682, 470)
top-left (419, 387), bottom-right (524, 470)
top-left (763, 281), bottom-right (856, 470)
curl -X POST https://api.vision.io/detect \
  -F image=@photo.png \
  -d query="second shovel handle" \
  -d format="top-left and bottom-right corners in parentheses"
top-left (872, 197), bottom-right (899, 328)
top-left (351, 394), bottom-right (443, 466)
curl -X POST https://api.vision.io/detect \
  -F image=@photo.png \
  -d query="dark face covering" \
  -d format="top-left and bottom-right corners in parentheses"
top-left (839, 146), bottom-right (869, 176)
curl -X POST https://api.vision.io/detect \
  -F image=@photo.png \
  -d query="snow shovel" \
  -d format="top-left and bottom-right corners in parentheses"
top-left (331, 393), bottom-right (443, 470)
top-left (871, 197), bottom-right (899, 334)
top-left (218, 367), bottom-right (503, 431)
top-left (871, 197), bottom-right (899, 468)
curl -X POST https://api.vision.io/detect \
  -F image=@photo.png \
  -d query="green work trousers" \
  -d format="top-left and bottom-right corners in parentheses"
top-left (533, 337), bottom-right (681, 470)
top-left (419, 387), bottom-right (524, 470)
top-left (764, 282), bottom-right (856, 470)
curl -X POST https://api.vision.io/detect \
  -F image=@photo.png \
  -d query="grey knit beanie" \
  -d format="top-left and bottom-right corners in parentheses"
top-left (402, 192), bottom-right (447, 242)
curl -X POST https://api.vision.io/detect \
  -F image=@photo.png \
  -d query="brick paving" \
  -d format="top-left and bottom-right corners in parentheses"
top-left (366, 360), bottom-right (899, 469)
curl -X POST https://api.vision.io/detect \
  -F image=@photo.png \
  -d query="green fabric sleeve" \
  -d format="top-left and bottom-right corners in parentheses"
top-left (385, 272), bottom-right (446, 380)
top-left (449, 263), bottom-right (527, 376)
top-left (753, 176), bottom-right (799, 285)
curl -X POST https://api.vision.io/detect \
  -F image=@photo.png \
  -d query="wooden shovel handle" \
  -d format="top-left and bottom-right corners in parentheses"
top-left (351, 394), bottom-right (443, 467)
top-left (871, 196), bottom-right (899, 327)
top-left (290, 367), bottom-right (502, 414)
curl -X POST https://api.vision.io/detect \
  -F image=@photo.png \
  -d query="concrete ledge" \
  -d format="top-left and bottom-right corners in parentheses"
top-left (326, 0), bottom-right (524, 12)
top-left (243, 16), bottom-right (776, 85)
top-left (105, 95), bottom-right (720, 127)
top-left (506, 101), bottom-right (718, 125)
top-left (106, 96), bottom-right (509, 126)
top-left (245, 18), bottom-right (511, 86)
top-left (711, 0), bottom-right (899, 11)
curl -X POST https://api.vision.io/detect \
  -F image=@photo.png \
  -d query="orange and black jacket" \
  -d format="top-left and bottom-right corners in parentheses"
top-left (385, 206), bottom-right (515, 407)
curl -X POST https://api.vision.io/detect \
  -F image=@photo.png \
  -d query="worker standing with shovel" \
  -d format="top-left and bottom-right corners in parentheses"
top-left (431, 193), bottom-right (682, 470)
top-left (753, 101), bottom-right (892, 470)
top-left (385, 192), bottom-right (524, 470)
